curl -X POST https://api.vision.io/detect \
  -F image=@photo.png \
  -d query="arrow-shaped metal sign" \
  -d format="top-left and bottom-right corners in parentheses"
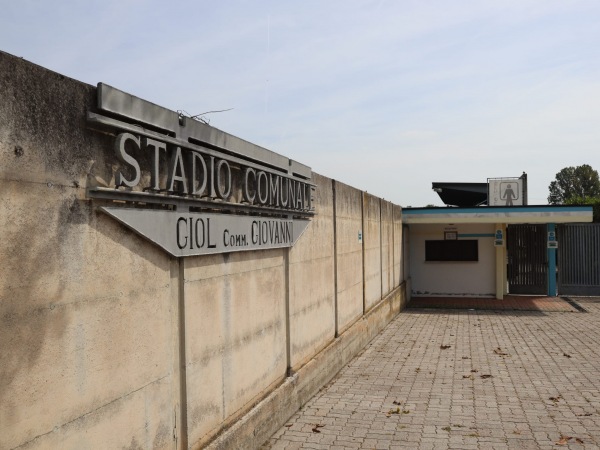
top-left (101, 207), bottom-right (310, 257)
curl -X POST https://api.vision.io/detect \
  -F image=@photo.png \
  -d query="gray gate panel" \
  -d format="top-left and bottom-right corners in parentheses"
top-left (558, 224), bottom-right (600, 296)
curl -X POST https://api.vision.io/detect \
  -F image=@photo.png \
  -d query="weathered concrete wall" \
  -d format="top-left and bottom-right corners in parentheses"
top-left (393, 205), bottom-right (403, 289)
top-left (183, 251), bottom-right (287, 448)
top-left (363, 194), bottom-right (382, 310)
top-left (0, 52), bottom-right (177, 450)
top-left (333, 181), bottom-right (364, 333)
top-left (288, 173), bottom-right (335, 371)
top-left (0, 51), bottom-right (407, 450)
top-left (381, 200), bottom-right (394, 296)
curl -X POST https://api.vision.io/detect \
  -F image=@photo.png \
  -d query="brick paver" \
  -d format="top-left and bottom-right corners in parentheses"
top-left (262, 298), bottom-right (600, 449)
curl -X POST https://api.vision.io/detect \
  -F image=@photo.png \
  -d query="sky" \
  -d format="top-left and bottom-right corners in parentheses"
top-left (2, 0), bottom-right (600, 206)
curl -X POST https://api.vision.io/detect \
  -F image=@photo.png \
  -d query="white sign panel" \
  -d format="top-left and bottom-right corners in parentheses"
top-left (488, 178), bottom-right (523, 206)
top-left (102, 207), bottom-right (310, 257)
top-left (547, 231), bottom-right (558, 248)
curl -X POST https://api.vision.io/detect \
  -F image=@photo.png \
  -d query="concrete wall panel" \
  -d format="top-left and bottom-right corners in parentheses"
top-left (363, 194), bottom-right (382, 310)
top-left (184, 251), bottom-right (286, 447)
top-left (0, 52), bottom-right (176, 450)
top-left (381, 201), bottom-right (394, 297)
top-left (333, 181), bottom-right (364, 332)
top-left (13, 378), bottom-right (174, 450)
top-left (393, 205), bottom-right (403, 288)
top-left (289, 173), bottom-right (335, 370)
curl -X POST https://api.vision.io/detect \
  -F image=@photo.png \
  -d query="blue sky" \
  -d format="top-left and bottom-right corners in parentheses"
top-left (3, 0), bottom-right (600, 206)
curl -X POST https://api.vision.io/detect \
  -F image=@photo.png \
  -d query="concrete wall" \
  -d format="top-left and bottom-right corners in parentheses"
top-left (0, 52), bottom-right (177, 450)
top-left (0, 51), bottom-right (407, 450)
top-left (333, 181), bottom-right (364, 333)
top-left (183, 251), bottom-right (287, 447)
top-left (288, 173), bottom-right (335, 371)
top-left (363, 194), bottom-right (383, 310)
top-left (409, 223), bottom-right (496, 297)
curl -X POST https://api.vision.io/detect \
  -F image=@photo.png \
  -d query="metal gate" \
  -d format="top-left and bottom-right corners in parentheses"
top-left (558, 224), bottom-right (600, 295)
top-left (507, 224), bottom-right (547, 294)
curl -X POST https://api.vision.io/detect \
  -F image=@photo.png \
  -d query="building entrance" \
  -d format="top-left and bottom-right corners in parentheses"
top-left (507, 224), bottom-right (547, 295)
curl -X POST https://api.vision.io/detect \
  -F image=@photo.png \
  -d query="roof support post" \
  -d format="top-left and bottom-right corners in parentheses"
top-left (547, 223), bottom-right (557, 296)
top-left (495, 223), bottom-right (506, 300)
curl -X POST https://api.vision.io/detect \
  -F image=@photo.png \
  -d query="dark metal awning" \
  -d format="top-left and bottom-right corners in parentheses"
top-left (432, 182), bottom-right (488, 207)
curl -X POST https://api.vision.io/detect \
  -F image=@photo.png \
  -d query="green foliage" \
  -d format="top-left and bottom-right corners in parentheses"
top-left (548, 164), bottom-right (600, 205)
top-left (564, 196), bottom-right (600, 222)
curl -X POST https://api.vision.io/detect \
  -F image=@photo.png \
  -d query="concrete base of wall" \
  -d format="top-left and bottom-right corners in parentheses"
top-left (204, 282), bottom-right (406, 450)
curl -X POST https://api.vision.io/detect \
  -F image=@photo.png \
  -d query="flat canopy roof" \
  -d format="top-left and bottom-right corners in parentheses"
top-left (403, 205), bottom-right (593, 224)
top-left (432, 182), bottom-right (488, 207)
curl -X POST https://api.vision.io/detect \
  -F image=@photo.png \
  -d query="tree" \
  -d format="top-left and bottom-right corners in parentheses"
top-left (547, 164), bottom-right (600, 204)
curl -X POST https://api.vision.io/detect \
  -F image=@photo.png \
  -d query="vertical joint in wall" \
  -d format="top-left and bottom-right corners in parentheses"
top-left (284, 247), bottom-right (292, 375)
top-left (361, 192), bottom-right (366, 315)
top-left (332, 180), bottom-right (339, 338)
top-left (172, 256), bottom-right (188, 450)
top-left (379, 198), bottom-right (383, 300)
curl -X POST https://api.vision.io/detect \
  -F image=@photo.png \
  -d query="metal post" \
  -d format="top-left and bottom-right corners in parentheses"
top-left (547, 223), bottom-right (557, 296)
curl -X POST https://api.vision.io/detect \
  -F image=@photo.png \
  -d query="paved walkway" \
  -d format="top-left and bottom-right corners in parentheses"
top-left (262, 297), bottom-right (600, 449)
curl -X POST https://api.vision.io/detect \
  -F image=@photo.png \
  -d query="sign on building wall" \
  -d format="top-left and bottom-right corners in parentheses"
top-left (87, 84), bottom-right (315, 257)
top-left (494, 229), bottom-right (504, 247)
top-left (488, 177), bottom-right (524, 206)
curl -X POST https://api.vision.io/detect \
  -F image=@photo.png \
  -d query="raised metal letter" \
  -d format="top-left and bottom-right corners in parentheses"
top-left (115, 133), bottom-right (141, 187)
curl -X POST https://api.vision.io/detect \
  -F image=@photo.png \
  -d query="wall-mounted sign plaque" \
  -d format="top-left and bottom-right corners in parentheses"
top-left (102, 208), bottom-right (310, 257)
top-left (87, 84), bottom-right (315, 257)
top-left (488, 177), bottom-right (523, 206)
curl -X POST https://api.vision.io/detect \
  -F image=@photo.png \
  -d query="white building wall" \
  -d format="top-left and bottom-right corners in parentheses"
top-left (409, 223), bottom-right (496, 297)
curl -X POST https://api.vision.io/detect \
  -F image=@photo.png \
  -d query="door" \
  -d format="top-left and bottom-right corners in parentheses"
top-left (507, 224), bottom-right (547, 295)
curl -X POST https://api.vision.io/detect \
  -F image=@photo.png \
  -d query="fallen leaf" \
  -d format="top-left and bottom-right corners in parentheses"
top-left (284, 424), bottom-right (293, 428)
top-left (392, 400), bottom-right (401, 405)
top-left (576, 438), bottom-right (584, 444)
top-left (387, 407), bottom-right (401, 415)
top-left (563, 353), bottom-right (572, 358)
top-left (311, 424), bottom-right (324, 433)
top-left (440, 345), bottom-right (451, 350)
top-left (493, 347), bottom-right (509, 356)
top-left (462, 356), bottom-right (470, 359)
top-left (549, 396), bottom-right (562, 404)
top-left (402, 410), bottom-right (410, 414)
top-left (471, 369), bottom-right (479, 373)
top-left (556, 435), bottom-right (571, 445)
top-left (480, 374), bottom-right (493, 379)
top-left (463, 374), bottom-right (474, 379)
top-left (442, 426), bottom-right (451, 432)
